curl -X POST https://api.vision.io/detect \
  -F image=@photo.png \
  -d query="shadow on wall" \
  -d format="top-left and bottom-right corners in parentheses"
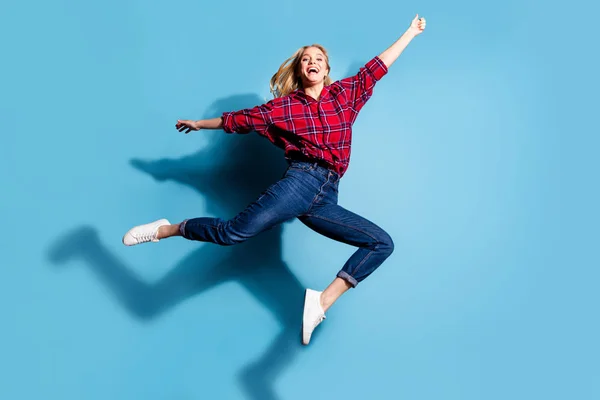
top-left (47, 94), bottom-right (308, 400)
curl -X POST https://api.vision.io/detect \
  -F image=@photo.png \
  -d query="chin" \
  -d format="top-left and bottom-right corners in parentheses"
top-left (304, 77), bottom-right (323, 84)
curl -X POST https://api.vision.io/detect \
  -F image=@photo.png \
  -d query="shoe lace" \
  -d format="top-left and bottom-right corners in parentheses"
top-left (137, 230), bottom-right (156, 243)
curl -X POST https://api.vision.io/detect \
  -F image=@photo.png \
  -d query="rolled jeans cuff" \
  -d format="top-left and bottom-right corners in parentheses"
top-left (337, 271), bottom-right (358, 288)
top-left (179, 219), bottom-right (189, 238)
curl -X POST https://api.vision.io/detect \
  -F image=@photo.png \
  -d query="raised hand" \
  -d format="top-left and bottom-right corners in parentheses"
top-left (409, 14), bottom-right (427, 36)
top-left (175, 119), bottom-right (201, 134)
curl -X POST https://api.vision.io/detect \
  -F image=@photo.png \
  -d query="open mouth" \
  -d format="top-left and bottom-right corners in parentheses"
top-left (308, 67), bottom-right (319, 74)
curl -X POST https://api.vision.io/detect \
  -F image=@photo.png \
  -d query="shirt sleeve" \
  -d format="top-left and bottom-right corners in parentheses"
top-left (221, 102), bottom-right (273, 135)
top-left (338, 56), bottom-right (388, 114)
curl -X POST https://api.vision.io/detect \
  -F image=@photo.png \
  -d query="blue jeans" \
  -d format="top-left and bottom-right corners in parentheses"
top-left (180, 161), bottom-right (394, 287)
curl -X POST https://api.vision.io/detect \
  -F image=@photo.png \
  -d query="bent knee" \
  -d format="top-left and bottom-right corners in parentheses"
top-left (377, 231), bottom-right (395, 257)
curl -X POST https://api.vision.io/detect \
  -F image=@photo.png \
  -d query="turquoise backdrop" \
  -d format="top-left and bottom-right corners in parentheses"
top-left (1, 0), bottom-right (598, 399)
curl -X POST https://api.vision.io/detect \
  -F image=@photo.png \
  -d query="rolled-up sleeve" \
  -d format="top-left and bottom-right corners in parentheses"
top-left (339, 56), bottom-right (388, 113)
top-left (222, 102), bottom-right (273, 135)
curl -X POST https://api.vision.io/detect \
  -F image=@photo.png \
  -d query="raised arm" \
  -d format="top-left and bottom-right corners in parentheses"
top-left (378, 14), bottom-right (426, 69)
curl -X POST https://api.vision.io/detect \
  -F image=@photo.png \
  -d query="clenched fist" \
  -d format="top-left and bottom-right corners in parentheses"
top-left (409, 14), bottom-right (427, 36)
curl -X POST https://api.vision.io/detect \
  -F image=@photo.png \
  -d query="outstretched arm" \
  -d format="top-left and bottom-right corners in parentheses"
top-left (175, 117), bottom-right (222, 134)
top-left (175, 102), bottom-right (273, 135)
top-left (378, 14), bottom-right (426, 69)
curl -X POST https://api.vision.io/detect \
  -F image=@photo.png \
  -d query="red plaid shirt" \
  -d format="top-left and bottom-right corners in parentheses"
top-left (222, 56), bottom-right (388, 177)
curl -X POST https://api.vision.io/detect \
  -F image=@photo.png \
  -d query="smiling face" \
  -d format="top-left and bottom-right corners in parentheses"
top-left (297, 46), bottom-right (330, 88)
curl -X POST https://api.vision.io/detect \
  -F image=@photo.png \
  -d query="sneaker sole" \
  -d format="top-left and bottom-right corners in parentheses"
top-left (301, 289), bottom-right (312, 345)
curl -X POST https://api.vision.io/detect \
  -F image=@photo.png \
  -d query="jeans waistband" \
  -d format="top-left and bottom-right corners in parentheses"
top-left (288, 160), bottom-right (339, 183)
top-left (288, 154), bottom-right (335, 171)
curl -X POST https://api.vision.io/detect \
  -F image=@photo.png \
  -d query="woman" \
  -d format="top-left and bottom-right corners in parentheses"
top-left (123, 15), bottom-right (426, 345)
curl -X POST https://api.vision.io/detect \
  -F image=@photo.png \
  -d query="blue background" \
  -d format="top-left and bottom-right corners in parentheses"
top-left (1, 0), bottom-right (598, 399)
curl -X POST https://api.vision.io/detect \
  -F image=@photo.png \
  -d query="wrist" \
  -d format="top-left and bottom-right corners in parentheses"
top-left (404, 29), bottom-right (417, 39)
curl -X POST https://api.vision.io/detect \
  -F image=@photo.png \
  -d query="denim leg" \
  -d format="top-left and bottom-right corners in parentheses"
top-left (181, 171), bottom-right (313, 245)
top-left (298, 205), bottom-right (394, 287)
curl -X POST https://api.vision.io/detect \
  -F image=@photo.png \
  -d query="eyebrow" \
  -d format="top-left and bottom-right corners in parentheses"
top-left (302, 53), bottom-right (325, 58)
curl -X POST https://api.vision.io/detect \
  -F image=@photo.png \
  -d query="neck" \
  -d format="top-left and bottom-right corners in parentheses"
top-left (303, 83), bottom-right (324, 101)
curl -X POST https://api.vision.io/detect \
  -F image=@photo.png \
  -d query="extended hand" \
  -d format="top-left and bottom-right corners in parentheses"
top-left (409, 14), bottom-right (426, 36)
top-left (175, 119), bottom-right (201, 134)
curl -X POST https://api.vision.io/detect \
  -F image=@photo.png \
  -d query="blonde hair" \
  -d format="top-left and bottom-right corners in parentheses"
top-left (269, 44), bottom-right (333, 98)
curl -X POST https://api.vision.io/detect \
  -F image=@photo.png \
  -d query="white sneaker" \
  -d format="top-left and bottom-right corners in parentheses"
top-left (122, 219), bottom-right (170, 246)
top-left (302, 289), bottom-right (326, 345)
